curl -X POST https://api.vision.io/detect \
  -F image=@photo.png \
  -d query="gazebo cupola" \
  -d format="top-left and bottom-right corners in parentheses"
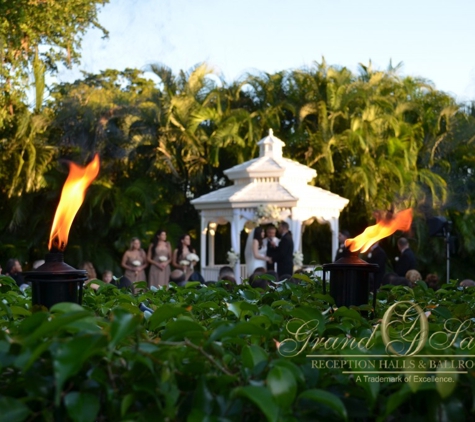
top-left (258, 128), bottom-right (284, 158)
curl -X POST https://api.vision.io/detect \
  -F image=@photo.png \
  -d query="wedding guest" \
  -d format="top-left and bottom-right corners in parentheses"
top-left (405, 269), bottom-right (422, 286)
top-left (334, 230), bottom-right (351, 261)
top-left (170, 269), bottom-right (187, 286)
top-left (102, 270), bottom-right (113, 284)
top-left (5, 258), bottom-right (24, 287)
top-left (147, 229), bottom-right (172, 288)
top-left (266, 270), bottom-right (279, 284)
top-left (218, 265), bottom-right (235, 283)
top-left (172, 234), bottom-right (197, 282)
top-left (425, 273), bottom-right (440, 291)
top-left (249, 267), bottom-right (267, 289)
top-left (460, 279), bottom-right (475, 288)
top-left (80, 261), bottom-right (97, 281)
top-left (279, 274), bottom-right (292, 281)
top-left (382, 273), bottom-right (411, 287)
top-left (365, 242), bottom-right (387, 289)
top-left (395, 237), bottom-right (417, 277)
top-left (268, 221), bottom-right (294, 277)
top-left (121, 237), bottom-right (148, 284)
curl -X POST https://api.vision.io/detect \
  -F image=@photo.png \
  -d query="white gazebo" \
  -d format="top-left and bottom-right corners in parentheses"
top-left (190, 129), bottom-right (349, 282)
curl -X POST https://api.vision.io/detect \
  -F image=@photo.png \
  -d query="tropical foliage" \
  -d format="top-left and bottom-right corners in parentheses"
top-left (1, 3), bottom-right (475, 281)
top-left (0, 274), bottom-right (474, 421)
top-left (1, 61), bottom-right (474, 280)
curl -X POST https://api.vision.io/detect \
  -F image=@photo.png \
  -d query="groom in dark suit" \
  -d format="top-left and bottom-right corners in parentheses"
top-left (269, 221), bottom-right (294, 277)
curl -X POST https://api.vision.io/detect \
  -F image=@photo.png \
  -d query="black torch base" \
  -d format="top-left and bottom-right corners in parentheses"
top-left (24, 252), bottom-right (87, 309)
top-left (322, 253), bottom-right (378, 312)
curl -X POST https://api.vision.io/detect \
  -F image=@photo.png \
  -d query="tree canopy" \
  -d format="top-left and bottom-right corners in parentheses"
top-left (0, 2), bottom-right (474, 280)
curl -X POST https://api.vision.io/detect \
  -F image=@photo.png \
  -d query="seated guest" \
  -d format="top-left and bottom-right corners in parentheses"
top-left (460, 279), bottom-right (475, 288)
top-left (249, 275), bottom-right (268, 290)
top-left (249, 267), bottom-right (267, 289)
top-left (425, 273), bottom-right (440, 291)
top-left (113, 275), bottom-right (133, 290)
top-left (80, 261), bottom-right (97, 281)
top-left (266, 270), bottom-right (279, 285)
top-left (382, 273), bottom-right (412, 287)
top-left (102, 270), bottom-right (113, 284)
top-left (218, 266), bottom-right (236, 284)
top-left (5, 258), bottom-right (25, 287)
top-left (170, 269), bottom-right (187, 286)
top-left (405, 269), bottom-right (422, 287)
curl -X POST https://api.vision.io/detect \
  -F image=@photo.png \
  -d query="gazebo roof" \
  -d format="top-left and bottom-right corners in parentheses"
top-left (191, 129), bottom-right (349, 212)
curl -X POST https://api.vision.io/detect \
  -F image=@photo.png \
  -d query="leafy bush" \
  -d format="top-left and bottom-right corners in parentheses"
top-left (0, 273), bottom-right (474, 421)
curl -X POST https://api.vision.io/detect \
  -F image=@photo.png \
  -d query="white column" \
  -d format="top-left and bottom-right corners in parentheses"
top-left (232, 210), bottom-right (241, 283)
top-left (289, 208), bottom-right (302, 253)
top-left (208, 222), bottom-right (217, 266)
top-left (330, 217), bottom-right (339, 262)
top-left (200, 216), bottom-right (207, 272)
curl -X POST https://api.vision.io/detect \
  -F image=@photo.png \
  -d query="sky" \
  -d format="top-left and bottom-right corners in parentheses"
top-left (56, 0), bottom-right (475, 102)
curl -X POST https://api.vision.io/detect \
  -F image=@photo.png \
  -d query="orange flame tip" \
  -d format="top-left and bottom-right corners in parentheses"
top-left (345, 208), bottom-right (413, 253)
top-left (48, 154), bottom-right (100, 251)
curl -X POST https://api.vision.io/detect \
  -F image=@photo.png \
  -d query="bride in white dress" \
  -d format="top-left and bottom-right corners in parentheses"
top-left (245, 227), bottom-right (271, 275)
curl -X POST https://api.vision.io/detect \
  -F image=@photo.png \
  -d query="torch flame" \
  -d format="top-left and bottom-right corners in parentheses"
top-left (48, 154), bottom-right (100, 251)
top-left (345, 208), bottom-right (413, 253)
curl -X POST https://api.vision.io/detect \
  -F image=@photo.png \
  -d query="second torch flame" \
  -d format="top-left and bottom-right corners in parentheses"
top-left (345, 208), bottom-right (413, 253)
top-left (48, 154), bottom-right (100, 251)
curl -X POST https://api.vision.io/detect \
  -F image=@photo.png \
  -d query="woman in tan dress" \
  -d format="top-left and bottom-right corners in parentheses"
top-left (147, 229), bottom-right (172, 288)
top-left (171, 233), bottom-right (197, 282)
top-left (121, 237), bottom-right (148, 286)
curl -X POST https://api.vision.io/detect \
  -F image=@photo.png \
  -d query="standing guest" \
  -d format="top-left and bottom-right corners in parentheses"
top-left (269, 221), bottom-right (294, 277)
top-left (334, 230), bottom-right (351, 261)
top-left (171, 234), bottom-right (198, 282)
top-left (264, 225), bottom-right (279, 271)
top-left (147, 229), bottom-right (172, 288)
top-left (394, 237), bottom-right (417, 277)
top-left (121, 237), bottom-right (148, 284)
top-left (5, 259), bottom-right (24, 287)
top-left (365, 242), bottom-right (387, 290)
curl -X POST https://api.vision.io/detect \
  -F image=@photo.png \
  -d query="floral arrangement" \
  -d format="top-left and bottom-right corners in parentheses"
top-left (253, 204), bottom-right (282, 226)
top-left (293, 251), bottom-right (304, 268)
top-left (227, 249), bottom-right (240, 266)
top-left (179, 260), bottom-right (190, 267)
top-left (187, 253), bottom-right (200, 263)
top-left (132, 260), bottom-right (141, 267)
top-left (158, 256), bottom-right (168, 262)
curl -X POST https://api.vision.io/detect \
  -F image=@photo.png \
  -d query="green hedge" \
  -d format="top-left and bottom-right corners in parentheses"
top-left (0, 273), bottom-right (474, 421)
